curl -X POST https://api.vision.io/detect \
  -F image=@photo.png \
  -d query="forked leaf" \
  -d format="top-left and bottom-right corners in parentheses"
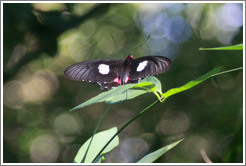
top-left (70, 76), bottom-right (162, 111)
top-left (199, 44), bottom-right (243, 50)
top-left (137, 139), bottom-right (183, 163)
top-left (74, 127), bottom-right (119, 163)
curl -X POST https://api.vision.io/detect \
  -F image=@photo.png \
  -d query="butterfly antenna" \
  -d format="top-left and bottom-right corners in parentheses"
top-left (131, 34), bottom-right (150, 52)
top-left (111, 34), bottom-right (131, 54)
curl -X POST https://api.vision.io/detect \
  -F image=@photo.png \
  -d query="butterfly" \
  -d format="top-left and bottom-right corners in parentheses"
top-left (64, 55), bottom-right (172, 90)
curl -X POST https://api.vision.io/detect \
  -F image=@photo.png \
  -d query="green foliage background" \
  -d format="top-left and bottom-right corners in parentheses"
top-left (3, 3), bottom-right (243, 163)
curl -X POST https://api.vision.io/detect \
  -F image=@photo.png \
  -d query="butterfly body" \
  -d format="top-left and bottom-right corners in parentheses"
top-left (64, 55), bottom-right (172, 90)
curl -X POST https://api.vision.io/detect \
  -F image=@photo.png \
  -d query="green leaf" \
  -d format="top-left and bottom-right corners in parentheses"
top-left (71, 76), bottom-right (162, 111)
top-left (162, 67), bottom-right (222, 100)
top-left (94, 155), bottom-right (104, 163)
top-left (162, 67), bottom-right (243, 101)
top-left (137, 139), bottom-right (183, 163)
top-left (106, 76), bottom-right (162, 104)
top-left (74, 127), bottom-right (119, 163)
top-left (199, 44), bottom-right (243, 50)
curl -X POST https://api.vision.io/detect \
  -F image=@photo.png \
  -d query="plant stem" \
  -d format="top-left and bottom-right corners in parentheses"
top-left (81, 104), bottom-right (112, 163)
top-left (92, 99), bottom-right (159, 163)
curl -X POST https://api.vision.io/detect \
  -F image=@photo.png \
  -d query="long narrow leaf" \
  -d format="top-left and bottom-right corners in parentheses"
top-left (137, 139), bottom-right (183, 163)
top-left (199, 44), bottom-right (243, 50)
top-left (162, 67), bottom-right (243, 101)
top-left (162, 67), bottom-right (221, 100)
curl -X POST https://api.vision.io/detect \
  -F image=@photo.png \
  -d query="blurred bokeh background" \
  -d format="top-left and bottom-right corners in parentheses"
top-left (3, 3), bottom-right (243, 163)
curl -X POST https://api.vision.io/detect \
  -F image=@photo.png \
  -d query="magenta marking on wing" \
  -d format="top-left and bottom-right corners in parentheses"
top-left (113, 78), bottom-right (121, 85)
top-left (125, 76), bottom-right (129, 83)
top-left (118, 79), bottom-right (121, 84)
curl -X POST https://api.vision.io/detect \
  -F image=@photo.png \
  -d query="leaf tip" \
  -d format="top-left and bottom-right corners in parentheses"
top-left (69, 108), bottom-right (76, 112)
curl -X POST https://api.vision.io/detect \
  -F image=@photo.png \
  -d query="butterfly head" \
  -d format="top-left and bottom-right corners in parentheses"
top-left (126, 55), bottom-right (133, 59)
top-left (124, 55), bottom-right (134, 66)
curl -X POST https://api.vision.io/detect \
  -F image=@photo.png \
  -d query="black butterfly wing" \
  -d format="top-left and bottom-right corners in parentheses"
top-left (64, 59), bottom-right (123, 89)
top-left (129, 56), bottom-right (172, 81)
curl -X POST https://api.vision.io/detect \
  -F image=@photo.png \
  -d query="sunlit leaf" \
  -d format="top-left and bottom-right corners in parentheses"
top-left (137, 139), bottom-right (183, 163)
top-left (162, 67), bottom-right (243, 101)
top-left (106, 76), bottom-right (162, 104)
top-left (162, 67), bottom-right (221, 100)
top-left (70, 76), bottom-right (162, 111)
top-left (94, 155), bottom-right (104, 163)
top-left (74, 127), bottom-right (119, 163)
top-left (199, 44), bottom-right (243, 50)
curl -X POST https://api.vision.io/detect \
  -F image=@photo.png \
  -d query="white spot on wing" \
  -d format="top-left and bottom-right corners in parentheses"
top-left (98, 64), bottom-right (110, 75)
top-left (137, 61), bottom-right (148, 72)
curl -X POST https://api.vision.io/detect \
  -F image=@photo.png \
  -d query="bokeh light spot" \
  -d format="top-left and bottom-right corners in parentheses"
top-left (54, 113), bottom-right (81, 135)
top-left (156, 111), bottom-right (190, 135)
top-left (216, 3), bottom-right (243, 30)
top-left (22, 70), bottom-right (58, 102)
top-left (120, 137), bottom-right (149, 162)
top-left (33, 3), bottom-right (66, 12)
top-left (3, 81), bottom-right (24, 109)
top-left (30, 134), bottom-right (60, 163)
top-left (159, 16), bottom-right (192, 44)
